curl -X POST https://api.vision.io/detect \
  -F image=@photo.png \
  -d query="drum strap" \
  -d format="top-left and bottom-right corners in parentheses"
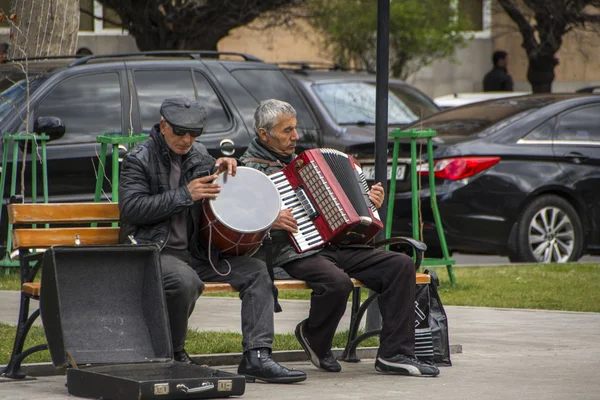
top-left (264, 234), bottom-right (282, 313)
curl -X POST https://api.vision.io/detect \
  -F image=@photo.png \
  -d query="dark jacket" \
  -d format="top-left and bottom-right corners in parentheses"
top-left (483, 66), bottom-right (514, 92)
top-left (240, 137), bottom-right (319, 268)
top-left (118, 124), bottom-right (216, 258)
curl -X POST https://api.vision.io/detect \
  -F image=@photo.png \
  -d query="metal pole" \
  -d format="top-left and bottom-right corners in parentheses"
top-left (366, 0), bottom-right (390, 331)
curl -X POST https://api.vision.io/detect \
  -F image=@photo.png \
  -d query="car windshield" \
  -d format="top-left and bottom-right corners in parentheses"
top-left (0, 75), bottom-right (48, 122)
top-left (413, 96), bottom-right (563, 137)
top-left (313, 82), bottom-right (430, 125)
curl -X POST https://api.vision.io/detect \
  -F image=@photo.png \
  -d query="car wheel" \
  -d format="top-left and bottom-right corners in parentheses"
top-left (511, 195), bottom-right (583, 263)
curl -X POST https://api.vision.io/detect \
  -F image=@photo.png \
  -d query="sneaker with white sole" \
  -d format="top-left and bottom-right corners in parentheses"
top-left (295, 319), bottom-right (342, 372)
top-left (375, 354), bottom-right (440, 377)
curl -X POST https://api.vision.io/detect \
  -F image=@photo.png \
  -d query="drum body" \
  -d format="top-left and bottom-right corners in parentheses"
top-left (199, 167), bottom-right (281, 257)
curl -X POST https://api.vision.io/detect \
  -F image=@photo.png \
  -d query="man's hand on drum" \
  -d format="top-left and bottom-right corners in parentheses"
top-left (215, 157), bottom-right (237, 176)
top-left (187, 174), bottom-right (221, 201)
top-left (369, 182), bottom-right (385, 209)
top-left (272, 208), bottom-right (298, 233)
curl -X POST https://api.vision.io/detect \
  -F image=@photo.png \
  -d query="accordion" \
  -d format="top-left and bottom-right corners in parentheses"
top-left (269, 149), bottom-right (383, 253)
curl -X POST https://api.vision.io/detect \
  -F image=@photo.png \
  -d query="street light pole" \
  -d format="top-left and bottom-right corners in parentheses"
top-left (366, 0), bottom-right (390, 331)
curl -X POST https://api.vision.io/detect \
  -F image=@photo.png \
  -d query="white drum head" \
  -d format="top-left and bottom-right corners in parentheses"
top-left (209, 166), bottom-right (281, 233)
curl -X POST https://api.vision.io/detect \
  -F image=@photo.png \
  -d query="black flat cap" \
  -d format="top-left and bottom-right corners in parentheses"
top-left (160, 95), bottom-right (207, 134)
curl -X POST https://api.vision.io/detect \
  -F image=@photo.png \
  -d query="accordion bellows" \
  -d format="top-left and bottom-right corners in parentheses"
top-left (270, 149), bottom-right (383, 253)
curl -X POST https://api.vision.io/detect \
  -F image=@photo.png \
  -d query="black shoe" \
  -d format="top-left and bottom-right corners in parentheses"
top-left (238, 348), bottom-right (307, 384)
top-left (174, 349), bottom-right (198, 365)
top-left (295, 319), bottom-right (342, 372)
top-left (375, 354), bottom-right (440, 377)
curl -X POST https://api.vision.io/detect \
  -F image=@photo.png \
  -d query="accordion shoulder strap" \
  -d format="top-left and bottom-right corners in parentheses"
top-left (243, 157), bottom-right (283, 167)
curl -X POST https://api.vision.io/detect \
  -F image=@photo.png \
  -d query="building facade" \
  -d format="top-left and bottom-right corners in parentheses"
top-left (1, 0), bottom-right (598, 97)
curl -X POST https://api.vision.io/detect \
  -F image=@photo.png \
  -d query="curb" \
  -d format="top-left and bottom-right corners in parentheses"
top-left (10, 345), bottom-right (462, 378)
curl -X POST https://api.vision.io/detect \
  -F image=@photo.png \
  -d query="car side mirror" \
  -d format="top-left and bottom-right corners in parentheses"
top-left (34, 116), bottom-right (66, 142)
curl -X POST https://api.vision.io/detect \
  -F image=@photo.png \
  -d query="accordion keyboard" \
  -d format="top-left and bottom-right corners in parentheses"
top-left (270, 171), bottom-right (325, 251)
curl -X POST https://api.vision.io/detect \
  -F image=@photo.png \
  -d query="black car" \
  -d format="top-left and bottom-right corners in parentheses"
top-left (283, 65), bottom-right (440, 160)
top-left (0, 52), bottom-right (440, 254)
top-left (348, 94), bottom-right (600, 262)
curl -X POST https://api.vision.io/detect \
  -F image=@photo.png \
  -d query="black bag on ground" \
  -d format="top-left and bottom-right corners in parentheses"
top-left (414, 269), bottom-right (452, 366)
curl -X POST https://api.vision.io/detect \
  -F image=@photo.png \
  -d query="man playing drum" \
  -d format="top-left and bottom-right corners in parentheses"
top-left (119, 96), bottom-right (306, 384)
top-left (240, 99), bottom-right (440, 377)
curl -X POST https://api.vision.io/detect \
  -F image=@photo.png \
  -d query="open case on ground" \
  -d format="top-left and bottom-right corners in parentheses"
top-left (39, 245), bottom-right (245, 399)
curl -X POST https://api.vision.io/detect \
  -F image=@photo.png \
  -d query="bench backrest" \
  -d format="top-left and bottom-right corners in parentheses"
top-left (8, 203), bottom-right (120, 250)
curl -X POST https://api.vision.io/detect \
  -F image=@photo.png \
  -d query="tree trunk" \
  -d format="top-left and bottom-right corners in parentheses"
top-left (8, 0), bottom-right (80, 58)
top-left (527, 54), bottom-right (559, 93)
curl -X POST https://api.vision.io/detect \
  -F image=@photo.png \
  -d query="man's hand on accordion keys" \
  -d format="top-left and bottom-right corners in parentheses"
top-left (272, 208), bottom-right (299, 233)
top-left (369, 182), bottom-right (385, 209)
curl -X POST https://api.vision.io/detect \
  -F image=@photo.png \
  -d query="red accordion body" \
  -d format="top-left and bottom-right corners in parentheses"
top-left (269, 149), bottom-right (383, 253)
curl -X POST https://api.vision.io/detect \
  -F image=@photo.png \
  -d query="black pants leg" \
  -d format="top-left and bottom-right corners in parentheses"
top-left (160, 249), bottom-right (205, 352)
top-left (334, 247), bottom-right (416, 358)
top-left (281, 253), bottom-right (354, 357)
top-left (193, 256), bottom-right (275, 352)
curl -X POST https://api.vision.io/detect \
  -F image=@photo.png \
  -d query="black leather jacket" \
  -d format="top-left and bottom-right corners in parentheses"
top-left (118, 124), bottom-right (216, 255)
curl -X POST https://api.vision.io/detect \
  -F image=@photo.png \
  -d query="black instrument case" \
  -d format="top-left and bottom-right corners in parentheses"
top-left (40, 245), bottom-right (245, 399)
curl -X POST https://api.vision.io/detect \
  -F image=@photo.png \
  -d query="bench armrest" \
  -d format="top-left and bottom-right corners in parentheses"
top-left (370, 236), bottom-right (427, 269)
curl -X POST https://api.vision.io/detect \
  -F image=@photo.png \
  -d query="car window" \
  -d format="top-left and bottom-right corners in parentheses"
top-left (34, 73), bottom-right (122, 144)
top-left (556, 105), bottom-right (600, 142)
top-left (312, 82), bottom-right (418, 125)
top-left (0, 75), bottom-right (48, 123)
top-left (389, 84), bottom-right (440, 118)
top-left (412, 97), bottom-right (559, 137)
top-left (135, 70), bottom-right (230, 134)
top-left (135, 70), bottom-right (196, 133)
top-left (523, 117), bottom-right (556, 141)
top-left (194, 72), bottom-right (230, 132)
top-left (230, 69), bottom-right (317, 130)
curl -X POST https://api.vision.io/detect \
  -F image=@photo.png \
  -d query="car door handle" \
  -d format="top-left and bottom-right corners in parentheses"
top-left (220, 138), bottom-right (235, 156)
top-left (564, 152), bottom-right (589, 164)
top-left (118, 144), bottom-right (128, 163)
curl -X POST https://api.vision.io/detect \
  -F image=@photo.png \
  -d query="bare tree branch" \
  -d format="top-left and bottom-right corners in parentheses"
top-left (497, 0), bottom-right (539, 54)
top-left (96, 0), bottom-right (307, 51)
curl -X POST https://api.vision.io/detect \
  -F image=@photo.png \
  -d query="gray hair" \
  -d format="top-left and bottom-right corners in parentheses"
top-left (254, 99), bottom-right (297, 138)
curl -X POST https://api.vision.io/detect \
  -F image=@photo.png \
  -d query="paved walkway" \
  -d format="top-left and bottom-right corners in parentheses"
top-left (1, 291), bottom-right (599, 399)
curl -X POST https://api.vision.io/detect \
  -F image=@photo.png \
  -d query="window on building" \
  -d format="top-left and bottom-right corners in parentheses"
top-left (34, 73), bottom-right (122, 144)
top-left (102, 5), bottom-right (122, 30)
top-left (458, 0), bottom-right (484, 31)
top-left (556, 106), bottom-right (600, 142)
top-left (0, 0), bottom-right (11, 28)
top-left (80, 0), bottom-right (95, 32)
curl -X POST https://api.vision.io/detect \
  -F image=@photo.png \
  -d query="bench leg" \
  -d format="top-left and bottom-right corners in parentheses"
top-left (1, 301), bottom-right (44, 379)
top-left (339, 288), bottom-right (381, 363)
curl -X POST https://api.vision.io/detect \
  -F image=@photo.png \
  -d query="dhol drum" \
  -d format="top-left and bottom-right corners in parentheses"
top-left (199, 166), bottom-right (281, 257)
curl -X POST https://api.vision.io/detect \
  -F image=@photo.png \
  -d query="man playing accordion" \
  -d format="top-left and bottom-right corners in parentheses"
top-left (241, 99), bottom-right (439, 377)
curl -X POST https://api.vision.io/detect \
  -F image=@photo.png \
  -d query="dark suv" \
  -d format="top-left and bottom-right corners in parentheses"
top-left (0, 52), bottom-right (439, 252)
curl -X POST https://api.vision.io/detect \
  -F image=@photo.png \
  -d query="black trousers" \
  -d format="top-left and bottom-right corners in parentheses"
top-left (282, 245), bottom-right (416, 359)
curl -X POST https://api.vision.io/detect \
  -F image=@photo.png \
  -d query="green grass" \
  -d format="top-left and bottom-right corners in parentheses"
top-left (201, 263), bottom-right (600, 312)
top-left (2, 263), bottom-right (599, 365)
top-left (0, 324), bottom-right (378, 365)
top-left (429, 263), bottom-right (600, 312)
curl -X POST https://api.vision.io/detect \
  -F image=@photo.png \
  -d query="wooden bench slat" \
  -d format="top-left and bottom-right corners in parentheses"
top-left (12, 227), bottom-right (120, 250)
top-left (23, 275), bottom-right (430, 298)
top-left (8, 203), bottom-right (120, 224)
top-left (22, 282), bottom-right (40, 297)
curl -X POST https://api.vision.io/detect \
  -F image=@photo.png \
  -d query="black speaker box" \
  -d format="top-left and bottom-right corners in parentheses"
top-left (40, 245), bottom-right (245, 400)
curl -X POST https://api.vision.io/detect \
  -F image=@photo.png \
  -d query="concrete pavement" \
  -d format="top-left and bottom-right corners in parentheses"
top-left (1, 291), bottom-right (600, 399)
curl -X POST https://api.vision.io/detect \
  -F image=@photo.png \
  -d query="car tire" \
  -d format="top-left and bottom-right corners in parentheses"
top-left (510, 195), bottom-right (583, 263)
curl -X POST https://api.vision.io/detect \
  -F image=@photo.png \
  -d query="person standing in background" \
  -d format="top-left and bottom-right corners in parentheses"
top-left (483, 50), bottom-right (514, 92)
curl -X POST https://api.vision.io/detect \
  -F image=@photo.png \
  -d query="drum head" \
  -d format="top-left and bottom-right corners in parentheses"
top-left (209, 167), bottom-right (281, 233)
